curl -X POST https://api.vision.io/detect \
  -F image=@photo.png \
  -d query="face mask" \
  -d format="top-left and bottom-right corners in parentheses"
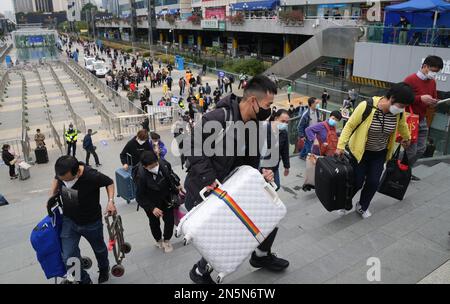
top-left (253, 100), bottom-right (271, 121)
top-left (63, 177), bottom-right (79, 189)
top-left (277, 123), bottom-right (288, 131)
top-left (427, 71), bottom-right (438, 80)
top-left (328, 118), bottom-right (337, 127)
top-left (147, 165), bottom-right (159, 175)
top-left (137, 139), bottom-right (146, 145)
top-left (390, 105), bottom-right (404, 115)
top-left (316, 104), bottom-right (321, 109)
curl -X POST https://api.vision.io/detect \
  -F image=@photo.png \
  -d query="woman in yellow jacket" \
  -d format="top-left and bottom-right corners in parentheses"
top-left (336, 83), bottom-right (413, 219)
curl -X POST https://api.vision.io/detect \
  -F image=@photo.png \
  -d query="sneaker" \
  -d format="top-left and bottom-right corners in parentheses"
top-left (96, 163), bottom-right (102, 167)
top-left (355, 202), bottom-right (364, 215)
top-left (162, 240), bottom-right (173, 253)
top-left (155, 240), bottom-right (163, 249)
top-left (361, 209), bottom-right (372, 219)
top-left (189, 265), bottom-right (215, 284)
top-left (411, 175), bottom-right (421, 181)
top-left (337, 209), bottom-right (348, 216)
top-left (98, 268), bottom-right (110, 284)
top-left (355, 203), bottom-right (372, 219)
top-left (249, 251), bottom-right (289, 271)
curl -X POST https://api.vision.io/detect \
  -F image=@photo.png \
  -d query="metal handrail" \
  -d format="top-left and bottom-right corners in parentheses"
top-left (31, 66), bottom-right (64, 154)
top-left (47, 64), bottom-right (87, 134)
top-left (65, 58), bottom-right (143, 115)
top-left (0, 71), bottom-right (9, 101)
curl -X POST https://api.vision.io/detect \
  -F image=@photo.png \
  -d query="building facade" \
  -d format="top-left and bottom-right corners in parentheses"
top-left (13, 0), bottom-right (35, 14)
top-left (33, 0), bottom-right (54, 12)
top-left (52, 0), bottom-right (68, 12)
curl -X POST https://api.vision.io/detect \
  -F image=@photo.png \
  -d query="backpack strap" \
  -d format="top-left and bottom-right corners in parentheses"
top-left (350, 97), bottom-right (375, 138)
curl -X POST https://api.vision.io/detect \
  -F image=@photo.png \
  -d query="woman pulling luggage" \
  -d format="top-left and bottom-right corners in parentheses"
top-left (335, 83), bottom-right (413, 219)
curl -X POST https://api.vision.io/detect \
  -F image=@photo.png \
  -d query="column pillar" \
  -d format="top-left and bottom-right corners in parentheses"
top-left (232, 35), bottom-right (238, 57)
top-left (283, 35), bottom-right (291, 57)
top-left (179, 34), bottom-right (183, 50)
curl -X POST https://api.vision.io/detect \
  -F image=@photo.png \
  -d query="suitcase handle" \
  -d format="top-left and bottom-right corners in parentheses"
top-left (265, 182), bottom-right (281, 204)
top-left (199, 179), bottom-right (222, 201)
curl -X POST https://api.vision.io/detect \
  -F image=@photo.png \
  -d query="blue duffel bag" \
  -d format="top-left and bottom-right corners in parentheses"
top-left (30, 198), bottom-right (66, 280)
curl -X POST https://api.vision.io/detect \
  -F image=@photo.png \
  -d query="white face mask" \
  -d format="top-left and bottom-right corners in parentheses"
top-left (137, 139), bottom-right (146, 145)
top-left (427, 71), bottom-right (438, 80)
top-left (389, 105), bottom-right (404, 115)
top-left (147, 165), bottom-right (159, 175)
top-left (63, 177), bottom-right (79, 189)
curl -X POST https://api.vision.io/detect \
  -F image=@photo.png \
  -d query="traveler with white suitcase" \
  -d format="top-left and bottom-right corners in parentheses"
top-left (183, 75), bottom-right (290, 284)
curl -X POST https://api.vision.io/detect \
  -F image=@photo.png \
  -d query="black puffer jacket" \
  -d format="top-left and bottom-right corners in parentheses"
top-left (184, 94), bottom-right (260, 205)
top-left (1, 150), bottom-right (14, 165)
top-left (133, 159), bottom-right (180, 212)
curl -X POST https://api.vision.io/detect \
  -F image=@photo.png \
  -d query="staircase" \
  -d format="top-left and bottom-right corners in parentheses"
top-left (0, 154), bottom-right (449, 283)
top-left (266, 27), bottom-right (364, 81)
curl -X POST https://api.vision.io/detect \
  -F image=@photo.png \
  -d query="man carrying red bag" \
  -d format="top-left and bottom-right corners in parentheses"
top-left (403, 55), bottom-right (443, 181)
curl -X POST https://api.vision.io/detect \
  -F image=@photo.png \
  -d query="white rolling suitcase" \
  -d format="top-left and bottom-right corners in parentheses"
top-left (175, 165), bottom-right (287, 283)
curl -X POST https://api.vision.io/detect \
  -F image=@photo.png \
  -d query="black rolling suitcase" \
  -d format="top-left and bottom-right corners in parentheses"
top-left (35, 146), bottom-right (49, 164)
top-left (315, 155), bottom-right (354, 212)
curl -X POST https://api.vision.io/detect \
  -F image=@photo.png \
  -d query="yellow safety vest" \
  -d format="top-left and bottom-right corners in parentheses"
top-left (65, 129), bottom-right (78, 143)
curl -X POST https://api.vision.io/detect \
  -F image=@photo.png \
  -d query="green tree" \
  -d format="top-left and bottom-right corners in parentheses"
top-left (81, 3), bottom-right (98, 22)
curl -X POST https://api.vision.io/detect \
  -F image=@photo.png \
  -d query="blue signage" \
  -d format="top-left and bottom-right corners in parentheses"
top-left (28, 36), bottom-right (44, 44)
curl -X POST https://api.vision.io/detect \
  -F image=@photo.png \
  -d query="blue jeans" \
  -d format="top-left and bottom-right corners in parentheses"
top-left (404, 118), bottom-right (428, 167)
top-left (352, 149), bottom-right (387, 211)
top-left (273, 165), bottom-right (280, 191)
top-left (300, 138), bottom-right (312, 158)
top-left (60, 217), bottom-right (109, 283)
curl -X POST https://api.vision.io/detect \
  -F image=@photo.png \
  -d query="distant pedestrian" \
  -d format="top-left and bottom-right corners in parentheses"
top-left (83, 129), bottom-right (101, 167)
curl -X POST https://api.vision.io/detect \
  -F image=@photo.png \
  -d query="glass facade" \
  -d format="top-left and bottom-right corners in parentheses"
top-left (155, 0), bottom-right (180, 7)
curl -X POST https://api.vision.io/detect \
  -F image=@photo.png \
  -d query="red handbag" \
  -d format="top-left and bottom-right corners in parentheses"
top-left (295, 137), bottom-right (305, 153)
top-left (396, 106), bottom-right (419, 144)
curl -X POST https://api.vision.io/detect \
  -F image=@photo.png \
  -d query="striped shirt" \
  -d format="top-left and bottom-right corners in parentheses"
top-left (365, 108), bottom-right (398, 152)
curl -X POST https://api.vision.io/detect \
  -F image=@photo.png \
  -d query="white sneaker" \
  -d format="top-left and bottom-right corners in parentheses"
top-left (162, 240), bottom-right (173, 253)
top-left (155, 240), bottom-right (163, 249)
top-left (337, 209), bottom-right (348, 216)
top-left (361, 209), bottom-right (372, 219)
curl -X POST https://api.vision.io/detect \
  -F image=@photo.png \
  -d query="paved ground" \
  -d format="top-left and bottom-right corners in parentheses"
top-left (1, 45), bottom-right (450, 284)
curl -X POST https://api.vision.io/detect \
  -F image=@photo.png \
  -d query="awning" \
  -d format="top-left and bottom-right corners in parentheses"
top-left (157, 9), bottom-right (178, 16)
top-left (385, 0), bottom-right (450, 12)
top-left (231, 0), bottom-right (280, 11)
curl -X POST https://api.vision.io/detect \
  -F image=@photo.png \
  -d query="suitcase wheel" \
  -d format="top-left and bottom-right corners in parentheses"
top-left (121, 242), bottom-right (132, 254)
top-left (216, 273), bottom-right (225, 284)
top-left (206, 263), bottom-right (213, 273)
top-left (111, 264), bottom-right (125, 277)
top-left (81, 256), bottom-right (93, 270)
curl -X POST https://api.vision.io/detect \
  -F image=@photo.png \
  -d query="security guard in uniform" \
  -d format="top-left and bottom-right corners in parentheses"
top-left (65, 123), bottom-right (79, 157)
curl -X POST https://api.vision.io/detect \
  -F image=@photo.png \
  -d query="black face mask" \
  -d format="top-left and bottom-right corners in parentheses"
top-left (253, 101), bottom-right (272, 121)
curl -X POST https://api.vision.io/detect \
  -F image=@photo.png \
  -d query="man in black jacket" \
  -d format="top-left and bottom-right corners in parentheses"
top-left (120, 129), bottom-right (152, 170)
top-left (133, 151), bottom-right (181, 253)
top-left (83, 129), bottom-right (101, 167)
top-left (183, 75), bottom-right (290, 284)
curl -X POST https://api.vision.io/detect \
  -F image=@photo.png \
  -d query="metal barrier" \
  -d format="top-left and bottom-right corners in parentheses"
top-left (29, 65), bottom-right (65, 155)
top-left (47, 64), bottom-right (87, 134)
top-left (58, 60), bottom-right (116, 137)
top-left (116, 114), bottom-right (152, 140)
top-left (13, 71), bottom-right (33, 162)
top-left (64, 59), bottom-right (143, 115)
top-left (0, 44), bottom-right (12, 66)
top-left (0, 70), bottom-right (9, 100)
